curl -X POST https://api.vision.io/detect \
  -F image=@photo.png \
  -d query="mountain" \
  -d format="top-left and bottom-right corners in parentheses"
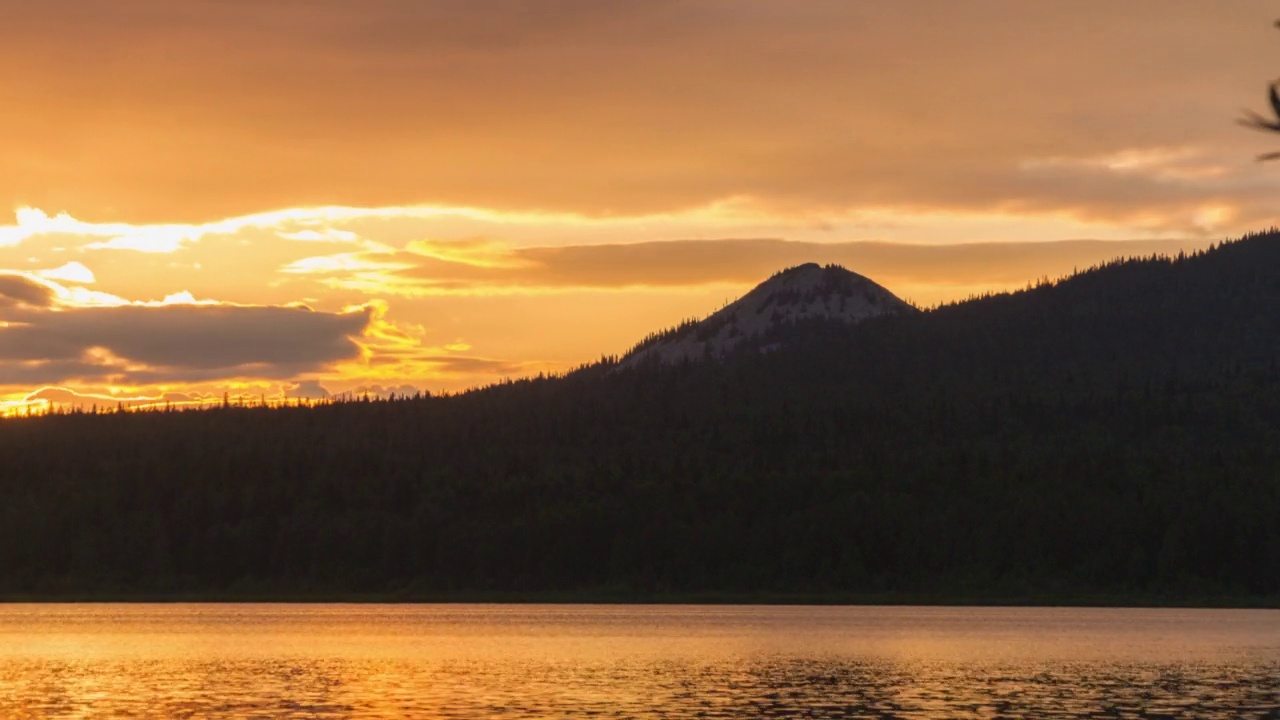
top-left (0, 231), bottom-right (1278, 602)
top-left (622, 263), bottom-right (916, 367)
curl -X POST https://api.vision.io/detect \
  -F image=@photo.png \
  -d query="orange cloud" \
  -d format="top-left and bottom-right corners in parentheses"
top-left (0, 2), bottom-right (1275, 234)
top-left (287, 237), bottom-right (1212, 302)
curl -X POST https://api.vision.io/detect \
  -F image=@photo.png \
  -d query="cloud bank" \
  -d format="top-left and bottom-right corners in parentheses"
top-left (0, 1), bottom-right (1276, 232)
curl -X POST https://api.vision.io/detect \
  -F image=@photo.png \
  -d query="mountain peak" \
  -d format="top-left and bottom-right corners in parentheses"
top-left (783, 261), bottom-right (822, 272)
top-left (622, 263), bottom-right (917, 367)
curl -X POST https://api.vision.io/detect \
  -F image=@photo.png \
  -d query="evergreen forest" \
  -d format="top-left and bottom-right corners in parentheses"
top-left (1, 231), bottom-right (1278, 603)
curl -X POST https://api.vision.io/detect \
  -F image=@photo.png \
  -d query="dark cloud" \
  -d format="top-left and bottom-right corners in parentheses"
top-left (0, 304), bottom-right (372, 385)
top-left (0, 360), bottom-right (125, 387)
top-left (0, 273), bottom-right (58, 309)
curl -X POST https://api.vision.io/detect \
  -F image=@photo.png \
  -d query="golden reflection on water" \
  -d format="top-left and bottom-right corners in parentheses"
top-left (0, 605), bottom-right (1277, 718)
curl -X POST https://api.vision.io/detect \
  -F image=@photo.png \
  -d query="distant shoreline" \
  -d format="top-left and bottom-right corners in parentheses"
top-left (2, 592), bottom-right (1277, 608)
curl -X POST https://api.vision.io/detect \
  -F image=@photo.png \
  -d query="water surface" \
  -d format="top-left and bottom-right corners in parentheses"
top-left (0, 604), bottom-right (1277, 718)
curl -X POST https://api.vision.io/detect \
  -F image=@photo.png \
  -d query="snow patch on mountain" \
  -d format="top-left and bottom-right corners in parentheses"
top-left (622, 263), bottom-right (917, 367)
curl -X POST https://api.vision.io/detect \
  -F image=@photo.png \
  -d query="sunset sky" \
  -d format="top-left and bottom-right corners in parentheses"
top-left (2, 1), bottom-right (1279, 412)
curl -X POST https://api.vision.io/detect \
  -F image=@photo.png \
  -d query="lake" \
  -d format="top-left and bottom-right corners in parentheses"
top-left (0, 604), bottom-right (1276, 718)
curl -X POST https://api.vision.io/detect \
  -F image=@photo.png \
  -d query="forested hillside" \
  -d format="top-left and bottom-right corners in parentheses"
top-left (1, 231), bottom-right (1278, 602)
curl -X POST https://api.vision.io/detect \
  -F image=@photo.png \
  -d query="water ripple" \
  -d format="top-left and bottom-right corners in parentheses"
top-left (0, 605), bottom-right (1276, 718)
